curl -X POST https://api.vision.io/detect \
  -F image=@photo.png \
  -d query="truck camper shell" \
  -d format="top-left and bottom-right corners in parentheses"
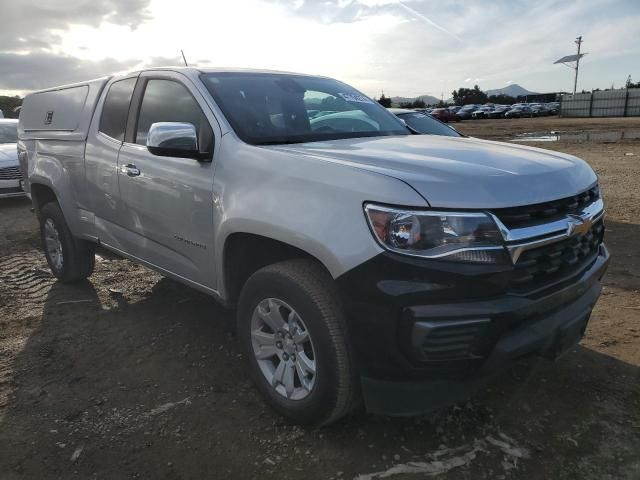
top-left (18, 77), bottom-right (110, 141)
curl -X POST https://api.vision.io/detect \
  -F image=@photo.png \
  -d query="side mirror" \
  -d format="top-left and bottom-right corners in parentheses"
top-left (146, 122), bottom-right (209, 161)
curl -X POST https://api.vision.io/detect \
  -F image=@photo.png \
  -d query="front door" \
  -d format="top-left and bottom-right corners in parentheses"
top-left (115, 72), bottom-right (218, 290)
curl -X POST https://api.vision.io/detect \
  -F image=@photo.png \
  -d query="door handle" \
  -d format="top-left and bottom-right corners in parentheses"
top-left (121, 164), bottom-right (141, 177)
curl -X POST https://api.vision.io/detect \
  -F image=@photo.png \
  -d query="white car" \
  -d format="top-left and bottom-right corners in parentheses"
top-left (0, 119), bottom-right (25, 198)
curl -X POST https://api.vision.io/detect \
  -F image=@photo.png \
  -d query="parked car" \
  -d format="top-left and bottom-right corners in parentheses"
top-left (528, 104), bottom-right (550, 116)
top-left (455, 105), bottom-right (480, 120)
top-left (388, 108), bottom-right (460, 136)
top-left (545, 103), bottom-right (560, 115)
top-left (505, 106), bottom-right (536, 118)
top-left (430, 108), bottom-right (460, 122)
top-left (0, 119), bottom-right (25, 198)
top-left (486, 107), bottom-right (510, 119)
top-left (18, 67), bottom-right (608, 426)
top-left (471, 106), bottom-right (493, 119)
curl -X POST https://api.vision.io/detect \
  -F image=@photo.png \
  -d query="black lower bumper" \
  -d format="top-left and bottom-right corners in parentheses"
top-left (337, 245), bottom-right (610, 415)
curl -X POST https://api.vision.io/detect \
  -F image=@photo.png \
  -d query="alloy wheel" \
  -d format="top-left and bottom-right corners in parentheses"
top-left (44, 218), bottom-right (63, 271)
top-left (250, 298), bottom-right (317, 400)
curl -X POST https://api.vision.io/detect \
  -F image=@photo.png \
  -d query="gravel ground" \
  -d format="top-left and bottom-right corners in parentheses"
top-left (0, 117), bottom-right (639, 479)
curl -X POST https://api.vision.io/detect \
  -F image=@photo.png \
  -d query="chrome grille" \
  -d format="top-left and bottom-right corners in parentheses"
top-left (493, 185), bottom-right (600, 229)
top-left (0, 166), bottom-right (22, 180)
top-left (510, 220), bottom-right (604, 292)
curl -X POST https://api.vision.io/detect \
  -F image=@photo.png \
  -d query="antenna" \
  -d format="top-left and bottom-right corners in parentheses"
top-left (180, 50), bottom-right (189, 67)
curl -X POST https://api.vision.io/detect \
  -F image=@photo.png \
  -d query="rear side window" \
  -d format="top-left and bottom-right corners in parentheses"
top-left (99, 78), bottom-right (136, 141)
top-left (135, 79), bottom-right (207, 145)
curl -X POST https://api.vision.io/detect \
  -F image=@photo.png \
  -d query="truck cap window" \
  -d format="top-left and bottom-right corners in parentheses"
top-left (201, 73), bottom-right (409, 145)
top-left (99, 77), bottom-right (137, 141)
top-left (135, 79), bottom-right (209, 146)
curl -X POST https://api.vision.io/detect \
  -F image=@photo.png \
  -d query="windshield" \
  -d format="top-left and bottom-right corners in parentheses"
top-left (396, 112), bottom-right (460, 137)
top-left (201, 73), bottom-right (409, 145)
top-left (0, 123), bottom-right (18, 143)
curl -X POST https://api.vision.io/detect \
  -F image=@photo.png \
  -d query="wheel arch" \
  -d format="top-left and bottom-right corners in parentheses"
top-left (220, 231), bottom-right (336, 307)
top-left (30, 182), bottom-right (59, 216)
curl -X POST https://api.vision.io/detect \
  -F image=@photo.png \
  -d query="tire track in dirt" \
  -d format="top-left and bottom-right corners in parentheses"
top-left (0, 250), bottom-right (54, 312)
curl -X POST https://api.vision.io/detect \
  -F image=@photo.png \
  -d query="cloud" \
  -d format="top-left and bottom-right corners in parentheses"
top-left (0, 51), bottom-right (188, 93)
top-left (1, 0), bottom-right (151, 52)
top-left (1, 0), bottom-right (639, 98)
top-left (0, 52), bottom-right (139, 91)
top-left (396, 1), bottom-right (463, 42)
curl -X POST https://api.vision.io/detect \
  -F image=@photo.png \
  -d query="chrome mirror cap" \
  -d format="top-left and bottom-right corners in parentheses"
top-left (146, 122), bottom-right (199, 158)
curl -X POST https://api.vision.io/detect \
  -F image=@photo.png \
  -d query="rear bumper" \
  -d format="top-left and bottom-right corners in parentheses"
top-left (337, 244), bottom-right (609, 415)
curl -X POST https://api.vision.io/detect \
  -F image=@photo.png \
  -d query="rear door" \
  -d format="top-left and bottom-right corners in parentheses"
top-left (114, 71), bottom-right (218, 290)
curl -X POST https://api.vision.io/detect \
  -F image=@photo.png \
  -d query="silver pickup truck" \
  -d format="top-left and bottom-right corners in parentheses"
top-left (18, 67), bottom-right (609, 425)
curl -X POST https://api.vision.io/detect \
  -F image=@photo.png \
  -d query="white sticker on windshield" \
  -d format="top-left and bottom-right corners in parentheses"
top-left (338, 93), bottom-right (374, 104)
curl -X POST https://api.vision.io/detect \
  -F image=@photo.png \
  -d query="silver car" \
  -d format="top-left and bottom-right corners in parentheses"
top-left (0, 119), bottom-right (25, 198)
top-left (18, 68), bottom-right (609, 425)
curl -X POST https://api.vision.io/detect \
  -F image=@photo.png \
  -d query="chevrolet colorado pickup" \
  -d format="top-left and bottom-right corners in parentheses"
top-left (18, 68), bottom-right (609, 425)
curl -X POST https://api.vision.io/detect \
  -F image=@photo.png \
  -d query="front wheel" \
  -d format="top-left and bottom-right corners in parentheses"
top-left (39, 202), bottom-right (95, 283)
top-left (237, 259), bottom-right (358, 426)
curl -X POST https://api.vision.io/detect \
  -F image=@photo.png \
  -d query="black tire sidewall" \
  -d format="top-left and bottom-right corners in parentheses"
top-left (238, 268), bottom-right (344, 425)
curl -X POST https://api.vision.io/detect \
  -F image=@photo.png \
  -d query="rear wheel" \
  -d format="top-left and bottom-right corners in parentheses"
top-left (237, 259), bottom-right (358, 426)
top-left (39, 202), bottom-right (95, 283)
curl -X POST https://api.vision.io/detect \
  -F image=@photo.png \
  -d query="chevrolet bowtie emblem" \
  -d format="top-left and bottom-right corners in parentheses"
top-left (567, 214), bottom-right (593, 237)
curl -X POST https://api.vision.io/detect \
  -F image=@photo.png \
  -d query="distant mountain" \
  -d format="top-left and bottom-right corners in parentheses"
top-left (444, 84), bottom-right (539, 103)
top-left (391, 94), bottom-right (440, 106)
top-left (485, 84), bottom-right (538, 97)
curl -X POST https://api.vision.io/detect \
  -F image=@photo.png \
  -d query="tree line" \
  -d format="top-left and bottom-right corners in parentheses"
top-left (377, 78), bottom-right (640, 108)
top-left (0, 96), bottom-right (22, 118)
top-left (376, 85), bottom-right (524, 107)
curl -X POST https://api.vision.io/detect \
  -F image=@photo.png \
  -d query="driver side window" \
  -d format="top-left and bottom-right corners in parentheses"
top-left (135, 79), bottom-right (210, 147)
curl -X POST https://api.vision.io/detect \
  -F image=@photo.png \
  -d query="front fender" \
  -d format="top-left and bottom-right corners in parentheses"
top-left (212, 134), bottom-right (429, 300)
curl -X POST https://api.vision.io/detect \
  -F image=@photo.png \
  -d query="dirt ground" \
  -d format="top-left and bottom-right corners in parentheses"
top-left (1, 117), bottom-right (639, 480)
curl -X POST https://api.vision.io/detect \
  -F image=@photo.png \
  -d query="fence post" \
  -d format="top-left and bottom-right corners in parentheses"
top-left (588, 92), bottom-right (594, 117)
top-left (624, 89), bottom-right (629, 117)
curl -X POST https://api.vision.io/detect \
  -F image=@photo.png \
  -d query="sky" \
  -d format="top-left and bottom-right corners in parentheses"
top-left (1, 0), bottom-right (639, 99)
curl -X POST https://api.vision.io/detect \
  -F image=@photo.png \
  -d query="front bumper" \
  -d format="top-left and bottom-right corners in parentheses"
top-left (0, 178), bottom-right (26, 198)
top-left (336, 244), bottom-right (610, 415)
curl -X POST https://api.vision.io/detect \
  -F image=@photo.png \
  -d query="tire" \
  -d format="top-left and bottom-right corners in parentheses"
top-left (237, 259), bottom-right (358, 426)
top-left (39, 202), bottom-right (95, 283)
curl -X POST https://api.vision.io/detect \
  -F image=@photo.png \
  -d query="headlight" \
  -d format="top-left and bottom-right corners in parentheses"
top-left (364, 204), bottom-right (507, 263)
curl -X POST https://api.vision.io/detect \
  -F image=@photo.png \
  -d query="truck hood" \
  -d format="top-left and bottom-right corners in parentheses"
top-left (267, 135), bottom-right (597, 208)
top-left (0, 143), bottom-right (18, 167)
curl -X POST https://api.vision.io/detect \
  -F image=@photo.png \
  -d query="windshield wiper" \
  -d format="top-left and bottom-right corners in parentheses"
top-left (405, 125), bottom-right (420, 135)
top-left (254, 140), bottom-right (299, 145)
